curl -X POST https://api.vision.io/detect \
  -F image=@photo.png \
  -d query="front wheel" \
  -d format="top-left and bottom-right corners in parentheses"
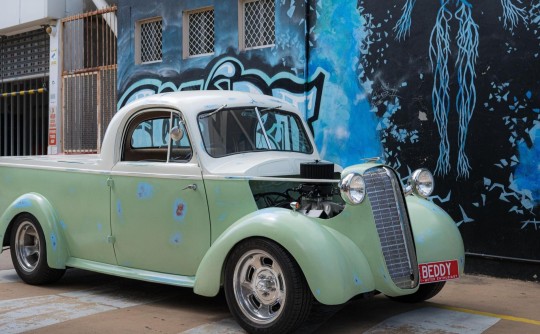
top-left (388, 281), bottom-right (446, 303)
top-left (10, 214), bottom-right (65, 285)
top-left (224, 238), bottom-right (312, 334)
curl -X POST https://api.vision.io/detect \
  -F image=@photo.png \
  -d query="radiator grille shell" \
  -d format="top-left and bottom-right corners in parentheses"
top-left (364, 167), bottom-right (419, 289)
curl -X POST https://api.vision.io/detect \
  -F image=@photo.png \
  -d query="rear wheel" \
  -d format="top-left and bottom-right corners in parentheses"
top-left (10, 214), bottom-right (65, 285)
top-left (224, 238), bottom-right (312, 333)
top-left (388, 281), bottom-right (446, 303)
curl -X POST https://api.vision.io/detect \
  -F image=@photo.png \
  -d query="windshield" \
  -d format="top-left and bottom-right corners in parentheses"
top-left (198, 107), bottom-right (313, 157)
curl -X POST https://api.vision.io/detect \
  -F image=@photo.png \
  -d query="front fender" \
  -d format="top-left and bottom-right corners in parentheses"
top-left (407, 196), bottom-right (465, 274)
top-left (0, 193), bottom-right (68, 269)
top-left (194, 208), bottom-right (375, 305)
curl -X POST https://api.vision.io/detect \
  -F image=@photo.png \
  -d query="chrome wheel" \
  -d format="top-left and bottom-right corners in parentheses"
top-left (14, 221), bottom-right (41, 272)
top-left (233, 249), bottom-right (286, 325)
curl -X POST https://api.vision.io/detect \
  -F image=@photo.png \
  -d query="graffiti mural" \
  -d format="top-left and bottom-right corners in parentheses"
top-left (358, 0), bottom-right (539, 264)
top-left (117, 0), bottom-right (540, 272)
top-left (118, 57), bottom-right (326, 135)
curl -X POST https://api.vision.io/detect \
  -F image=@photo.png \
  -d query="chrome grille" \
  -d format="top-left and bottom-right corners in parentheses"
top-left (364, 167), bottom-right (418, 289)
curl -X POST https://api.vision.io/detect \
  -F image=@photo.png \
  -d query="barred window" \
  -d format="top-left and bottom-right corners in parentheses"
top-left (240, 0), bottom-right (275, 50)
top-left (183, 7), bottom-right (215, 58)
top-left (136, 18), bottom-right (163, 64)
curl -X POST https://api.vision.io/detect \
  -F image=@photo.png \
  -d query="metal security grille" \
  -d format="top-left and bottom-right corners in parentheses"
top-left (0, 78), bottom-right (49, 156)
top-left (242, 0), bottom-right (275, 49)
top-left (139, 18), bottom-right (163, 63)
top-left (0, 29), bottom-right (49, 156)
top-left (62, 6), bottom-right (117, 153)
top-left (0, 30), bottom-right (49, 80)
top-left (63, 73), bottom-right (97, 152)
top-left (364, 167), bottom-right (419, 289)
top-left (187, 9), bottom-right (215, 57)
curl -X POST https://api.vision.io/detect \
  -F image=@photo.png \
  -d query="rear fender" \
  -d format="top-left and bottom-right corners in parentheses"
top-left (0, 193), bottom-right (68, 269)
top-left (194, 208), bottom-right (375, 305)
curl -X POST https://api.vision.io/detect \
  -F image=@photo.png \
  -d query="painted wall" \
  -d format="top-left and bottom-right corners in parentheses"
top-left (117, 0), bottom-right (540, 270)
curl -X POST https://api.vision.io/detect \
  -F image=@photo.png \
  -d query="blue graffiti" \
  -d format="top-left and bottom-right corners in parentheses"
top-left (393, 0), bottom-right (532, 178)
top-left (137, 182), bottom-right (154, 200)
top-left (429, 1), bottom-right (452, 176)
top-left (118, 56), bottom-right (326, 136)
top-left (501, 0), bottom-right (528, 31)
top-left (455, 2), bottom-right (479, 178)
top-left (309, 1), bottom-right (382, 166)
top-left (394, 0), bottom-right (417, 40)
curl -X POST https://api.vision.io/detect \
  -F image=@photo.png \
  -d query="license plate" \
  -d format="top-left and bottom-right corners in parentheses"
top-left (419, 260), bottom-right (459, 284)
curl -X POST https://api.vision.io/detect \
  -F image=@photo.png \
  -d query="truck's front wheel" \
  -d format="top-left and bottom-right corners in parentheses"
top-left (10, 214), bottom-right (65, 285)
top-left (224, 238), bottom-right (312, 333)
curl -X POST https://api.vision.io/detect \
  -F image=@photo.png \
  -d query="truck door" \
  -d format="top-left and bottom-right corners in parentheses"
top-left (110, 109), bottom-right (210, 276)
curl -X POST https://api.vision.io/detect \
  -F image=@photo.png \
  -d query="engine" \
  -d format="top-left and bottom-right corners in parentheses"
top-left (296, 162), bottom-right (344, 218)
top-left (251, 161), bottom-right (345, 219)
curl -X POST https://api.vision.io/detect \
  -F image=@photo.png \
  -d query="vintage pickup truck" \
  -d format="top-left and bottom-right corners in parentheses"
top-left (0, 91), bottom-right (464, 333)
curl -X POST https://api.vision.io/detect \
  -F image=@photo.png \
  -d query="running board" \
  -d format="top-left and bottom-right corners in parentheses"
top-left (65, 258), bottom-right (196, 287)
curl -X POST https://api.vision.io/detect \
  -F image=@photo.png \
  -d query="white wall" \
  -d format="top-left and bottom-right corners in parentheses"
top-left (0, 0), bottom-right (68, 34)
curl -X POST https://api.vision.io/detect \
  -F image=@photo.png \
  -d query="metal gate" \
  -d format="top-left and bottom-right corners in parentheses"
top-left (0, 30), bottom-right (50, 156)
top-left (62, 6), bottom-right (117, 153)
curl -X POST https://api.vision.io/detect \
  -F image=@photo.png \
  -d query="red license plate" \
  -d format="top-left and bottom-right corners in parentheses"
top-left (419, 260), bottom-right (459, 284)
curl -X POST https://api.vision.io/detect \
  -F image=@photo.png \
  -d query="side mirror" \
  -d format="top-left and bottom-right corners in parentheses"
top-left (170, 126), bottom-right (184, 142)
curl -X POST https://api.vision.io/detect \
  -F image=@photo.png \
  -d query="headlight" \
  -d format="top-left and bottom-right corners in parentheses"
top-left (339, 173), bottom-right (366, 205)
top-left (406, 168), bottom-right (434, 198)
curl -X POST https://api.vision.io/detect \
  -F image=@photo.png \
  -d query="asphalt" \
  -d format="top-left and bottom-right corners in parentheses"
top-left (1, 249), bottom-right (539, 333)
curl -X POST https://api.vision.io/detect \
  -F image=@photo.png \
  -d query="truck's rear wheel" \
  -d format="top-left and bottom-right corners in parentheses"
top-left (224, 238), bottom-right (312, 333)
top-left (10, 214), bottom-right (65, 285)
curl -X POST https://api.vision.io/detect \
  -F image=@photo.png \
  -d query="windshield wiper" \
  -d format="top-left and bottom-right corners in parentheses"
top-left (258, 105), bottom-right (282, 113)
top-left (200, 104), bottom-right (228, 119)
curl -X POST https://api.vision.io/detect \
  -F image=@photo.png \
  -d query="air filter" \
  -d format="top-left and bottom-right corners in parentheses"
top-left (300, 161), bottom-right (334, 180)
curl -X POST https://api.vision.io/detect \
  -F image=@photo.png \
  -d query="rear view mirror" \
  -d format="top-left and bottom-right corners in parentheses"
top-left (170, 126), bottom-right (184, 142)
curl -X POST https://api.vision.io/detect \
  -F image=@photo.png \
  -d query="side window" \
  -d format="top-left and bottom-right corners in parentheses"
top-left (131, 118), bottom-right (169, 149)
top-left (123, 111), bottom-right (192, 162)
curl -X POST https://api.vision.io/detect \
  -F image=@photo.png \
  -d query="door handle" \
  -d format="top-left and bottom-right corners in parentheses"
top-left (182, 184), bottom-right (198, 191)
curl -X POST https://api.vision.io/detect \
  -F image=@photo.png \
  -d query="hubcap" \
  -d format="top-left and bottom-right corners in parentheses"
top-left (14, 221), bottom-right (40, 272)
top-left (233, 250), bottom-right (286, 324)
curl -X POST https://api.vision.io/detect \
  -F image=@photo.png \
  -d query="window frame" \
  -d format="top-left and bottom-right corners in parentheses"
top-left (238, 0), bottom-right (276, 51)
top-left (182, 6), bottom-right (216, 59)
top-left (135, 16), bottom-right (163, 65)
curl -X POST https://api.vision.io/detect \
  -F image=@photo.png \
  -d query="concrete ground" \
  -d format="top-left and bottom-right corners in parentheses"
top-left (1, 249), bottom-right (539, 334)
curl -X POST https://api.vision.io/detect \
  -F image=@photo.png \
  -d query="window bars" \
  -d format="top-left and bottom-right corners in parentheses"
top-left (62, 6), bottom-right (118, 154)
top-left (0, 30), bottom-right (50, 156)
top-left (184, 8), bottom-right (215, 57)
top-left (138, 18), bottom-right (163, 64)
top-left (241, 0), bottom-right (275, 49)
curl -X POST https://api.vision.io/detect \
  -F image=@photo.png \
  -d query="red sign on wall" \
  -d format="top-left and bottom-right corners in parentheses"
top-left (49, 107), bottom-right (57, 146)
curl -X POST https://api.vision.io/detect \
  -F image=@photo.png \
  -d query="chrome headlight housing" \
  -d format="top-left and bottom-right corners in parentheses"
top-left (405, 168), bottom-right (435, 198)
top-left (339, 173), bottom-right (366, 205)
